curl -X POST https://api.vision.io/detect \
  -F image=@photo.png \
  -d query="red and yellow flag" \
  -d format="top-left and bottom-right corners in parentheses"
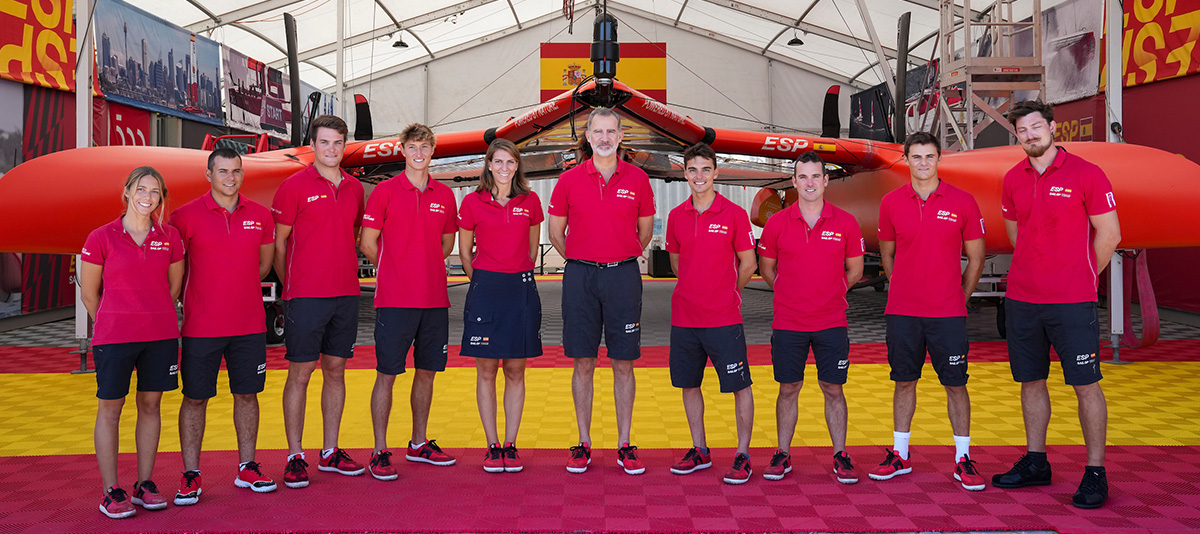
top-left (540, 42), bottom-right (666, 102)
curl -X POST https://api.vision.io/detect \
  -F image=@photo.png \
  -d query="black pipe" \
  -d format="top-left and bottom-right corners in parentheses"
top-left (284, 13), bottom-right (303, 147)
top-left (895, 11), bottom-right (910, 141)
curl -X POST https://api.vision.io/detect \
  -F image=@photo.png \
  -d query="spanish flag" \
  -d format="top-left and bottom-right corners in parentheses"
top-left (540, 43), bottom-right (667, 103)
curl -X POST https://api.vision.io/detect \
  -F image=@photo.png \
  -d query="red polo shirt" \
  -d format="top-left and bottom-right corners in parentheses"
top-left (548, 158), bottom-right (655, 262)
top-left (81, 218), bottom-right (184, 345)
top-left (665, 193), bottom-right (756, 328)
top-left (362, 172), bottom-right (457, 309)
top-left (458, 190), bottom-right (544, 273)
top-left (758, 201), bottom-right (864, 331)
top-left (1002, 147), bottom-right (1116, 304)
top-left (271, 164), bottom-right (364, 300)
top-left (878, 180), bottom-right (984, 317)
top-left (171, 193), bottom-right (274, 338)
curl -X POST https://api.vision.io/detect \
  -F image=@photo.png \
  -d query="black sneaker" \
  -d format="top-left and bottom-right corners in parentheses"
top-left (1072, 467), bottom-right (1108, 509)
top-left (992, 453), bottom-right (1052, 488)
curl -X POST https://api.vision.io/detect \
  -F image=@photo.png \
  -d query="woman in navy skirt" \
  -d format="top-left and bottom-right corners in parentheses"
top-left (458, 139), bottom-right (544, 473)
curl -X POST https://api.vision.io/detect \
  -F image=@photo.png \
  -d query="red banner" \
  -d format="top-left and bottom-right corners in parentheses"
top-left (0, 0), bottom-right (76, 91)
top-left (1101, 0), bottom-right (1200, 89)
top-left (107, 101), bottom-right (151, 146)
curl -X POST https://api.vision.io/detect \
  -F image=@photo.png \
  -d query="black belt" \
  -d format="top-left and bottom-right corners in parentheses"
top-left (568, 257), bottom-right (637, 269)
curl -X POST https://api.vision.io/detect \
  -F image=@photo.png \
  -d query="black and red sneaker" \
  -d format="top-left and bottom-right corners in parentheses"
top-left (173, 470), bottom-right (202, 506)
top-left (406, 440), bottom-right (457, 466)
top-left (502, 442), bottom-right (523, 473)
top-left (566, 442), bottom-right (592, 473)
top-left (236, 461), bottom-right (277, 493)
top-left (283, 456), bottom-right (309, 489)
top-left (99, 486), bottom-right (135, 519)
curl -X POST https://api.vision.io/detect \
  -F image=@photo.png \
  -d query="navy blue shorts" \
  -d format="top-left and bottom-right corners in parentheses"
top-left (181, 334), bottom-right (268, 399)
top-left (562, 259), bottom-right (642, 360)
top-left (1005, 298), bottom-right (1103, 386)
top-left (771, 327), bottom-right (850, 385)
top-left (375, 307), bottom-right (449, 374)
top-left (284, 296), bottom-right (358, 362)
top-left (94, 339), bottom-right (179, 400)
top-left (885, 315), bottom-right (969, 386)
top-left (669, 324), bottom-right (752, 392)
top-left (461, 269), bottom-right (542, 359)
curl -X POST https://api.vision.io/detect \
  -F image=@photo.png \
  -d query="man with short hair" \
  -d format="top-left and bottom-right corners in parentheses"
top-left (665, 142), bottom-right (757, 485)
top-left (548, 107), bottom-right (655, 475)
top-left (170, 148), bottom-right (277, 505)
top-left (272, 115), bottom-right (367, 488)
top-left (870, 131), bottom-right (987, 491)
top-left (992, 100), bottom-right (1120, 509)
top-left (758, 150), bottom-right (864, 484)
top-left (360, 123), bottom-right (459, 480)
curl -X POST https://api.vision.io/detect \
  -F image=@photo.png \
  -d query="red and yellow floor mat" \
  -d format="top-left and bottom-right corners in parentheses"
top-left (2, 341), bottom-right (1199, 533)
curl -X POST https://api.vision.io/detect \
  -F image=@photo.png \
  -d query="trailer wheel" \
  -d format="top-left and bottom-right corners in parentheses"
top-left (266, 303), bottom-right (286, 344)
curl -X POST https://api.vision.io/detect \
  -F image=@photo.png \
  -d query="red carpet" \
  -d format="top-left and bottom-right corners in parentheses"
top-left (5, 339), bottom-right (1200, 374)
top-left (0, 445), bottom-right (1196, 533)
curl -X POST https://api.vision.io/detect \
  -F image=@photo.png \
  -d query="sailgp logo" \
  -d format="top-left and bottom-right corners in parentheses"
top-left (1106, 192), bottom-right (1116, 208)
top-left (936, 210), bottom-right (959, 223)
top-left (820, 230), bottom-right (842, 242)
top-left (708, 223), bottom-right (728, 235)
top-left (429, 203), bottom-right (446, 214)
top-left (615, 188), bottom-right (636, 200)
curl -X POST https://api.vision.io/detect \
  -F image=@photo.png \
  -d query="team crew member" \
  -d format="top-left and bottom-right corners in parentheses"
top-left (664, 143), bottom-right (757, 485)
top-left (361, 123), bottom-right (458, 479)
top-left (758, 151), bottom-right (864, 484)
top-left (169, 148), bottom-right (277, 506)
top-left (992, 101), bottom-right (1120, 509)
top-left (272, 115), bottom-right (367, 487)
top-left (458, 139), bottom-right (545, 473)
top-left (80, 167), bottom-right (184, 519)
top-left (548, 107), bottom-right (655, 475)
top-left (871, 132), bottom-right (987, 491)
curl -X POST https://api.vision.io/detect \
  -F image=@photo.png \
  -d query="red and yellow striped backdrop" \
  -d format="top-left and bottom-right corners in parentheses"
top-left (540, 42), bottom-right (666, 102)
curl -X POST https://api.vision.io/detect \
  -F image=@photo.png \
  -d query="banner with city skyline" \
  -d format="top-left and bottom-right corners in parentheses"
top-left (93, 0), bottom-right (222, 126)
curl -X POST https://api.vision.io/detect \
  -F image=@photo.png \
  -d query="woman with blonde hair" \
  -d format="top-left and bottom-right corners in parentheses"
top-left (80, 166), bottom-right (184, 518)
top-left (458, 139), bottom-right (544, 473)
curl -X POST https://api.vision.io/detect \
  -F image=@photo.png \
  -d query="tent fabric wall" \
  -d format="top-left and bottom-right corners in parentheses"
top-left (346, 9), bottom-right (851, 137)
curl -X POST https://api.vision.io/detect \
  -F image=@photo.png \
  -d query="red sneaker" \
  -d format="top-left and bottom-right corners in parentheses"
top-left (617, 443), bottom-right (645, 475)
top-left (406, 440), bottom-right (457, 466)
top-left (370, 450), bottom-right (399, 481)
top-left (955, 455), bottom-right (986, 491)
top-left (833, 451), bottom-right (860, 484)
top-left (318, 448), bottom-right (366, 476)
top-left (868, 448), bottom-right (913, 481)
top-left (99, 486), bottom-right (135, 519)
top-left (502, 442), bottom-right (523, 473)
top-left (131, 480), bottom-right (168, 510)
top-left (670, 447), bottom-right (713, 475)
top-left (566, 442), bottom-right (592, 473)
top-left (235, 461), bottom-right (277, 492)
top-left (173, 470), bottom-right (202, 506)
top-left (763, 450), bottom-right (792, 481)
top-left (483, 443), bottom-right (505, 473)
top-left (283, 456), bottom-right (309, 488)
top-left (723, 453), bottom-right (752, 485)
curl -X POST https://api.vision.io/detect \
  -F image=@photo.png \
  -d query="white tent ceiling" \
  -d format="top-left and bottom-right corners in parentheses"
top-left (120, 0), bottom-right (1061, 93)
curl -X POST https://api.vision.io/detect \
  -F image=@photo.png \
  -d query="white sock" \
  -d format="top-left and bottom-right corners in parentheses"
top-left (238, 461), bottom-right (250, 470)
top-left (287, 452), bottom-right (305, 461)
top-left (893, 431), bottom-right (911, 459)
top-left (954, 435), bottom-right (971, 462)
top-left (410, 440), bottom-right (426, 449)
top-left (321, 448), bottom-right (335, 459)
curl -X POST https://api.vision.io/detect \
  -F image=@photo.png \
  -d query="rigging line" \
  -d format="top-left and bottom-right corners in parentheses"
top-left (829, 0), bottom-right (881, 85)
top-left (396, 93), bottom-right (578, 134)
top-left (662, 100), bottom-right (821, 136)
top-left (239, 0), bottom-right (329, 24)
top-left (608, 11), bottom-right (761, 123)
top-left (431, 21), bottom-right (572, 127)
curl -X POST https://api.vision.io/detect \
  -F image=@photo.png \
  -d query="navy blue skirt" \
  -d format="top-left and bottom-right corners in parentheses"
top-left (461, 269), bottom-right (543, 359)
